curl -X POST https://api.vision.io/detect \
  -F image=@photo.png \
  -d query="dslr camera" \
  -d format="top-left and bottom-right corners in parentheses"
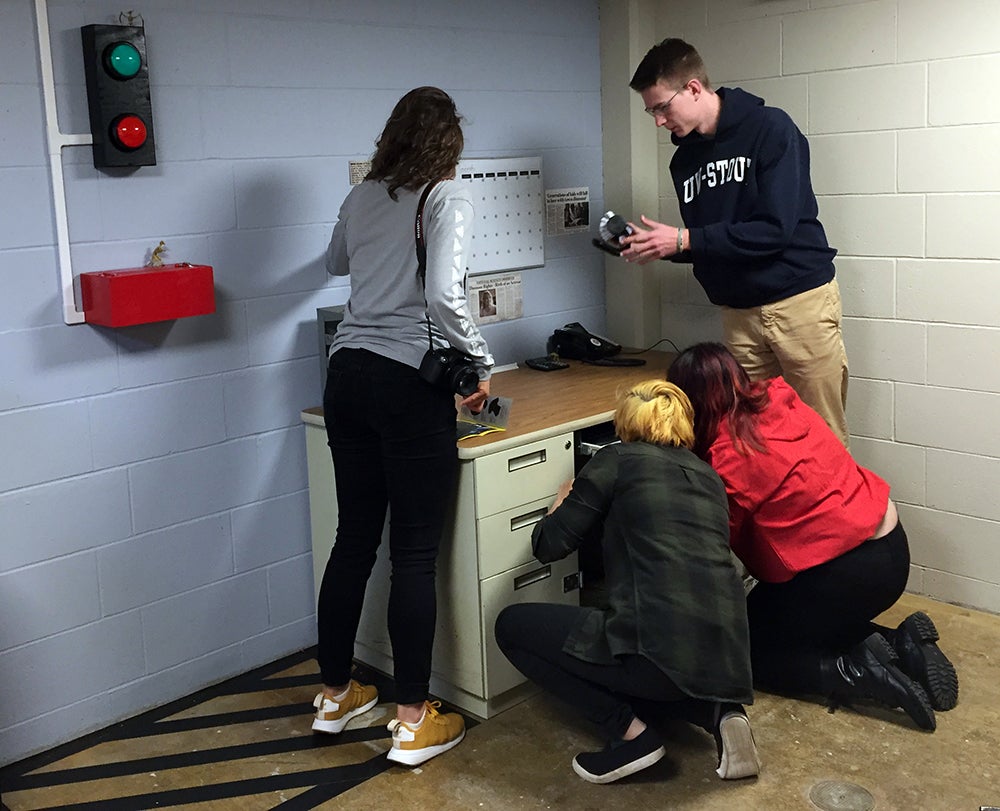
top-left (419, 346), bottom-right (480, 397)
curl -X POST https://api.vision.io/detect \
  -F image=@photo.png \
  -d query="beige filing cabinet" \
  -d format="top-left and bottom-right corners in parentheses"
top-left (302, 349), bottom-right (676, 719)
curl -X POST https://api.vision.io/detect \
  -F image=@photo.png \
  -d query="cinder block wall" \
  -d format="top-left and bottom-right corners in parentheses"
top-left (0, 0), bottom-right (604, 765)
top-left (625, 0), bottom-right (1000, 613)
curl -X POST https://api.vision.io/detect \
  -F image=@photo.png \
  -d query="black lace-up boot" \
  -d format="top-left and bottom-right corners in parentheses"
top-left (891, 611), bottom-right (959, 711)
top-left (821, 632), bottom-right (936, 731)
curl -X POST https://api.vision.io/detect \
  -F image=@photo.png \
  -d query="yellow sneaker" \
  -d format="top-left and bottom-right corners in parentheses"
top-left (311, 680), bottom-right (379, 734)
top-left (386, 700), bottom-right (465, 766)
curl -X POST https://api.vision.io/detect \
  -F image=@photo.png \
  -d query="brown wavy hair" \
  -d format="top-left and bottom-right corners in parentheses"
top-left (366, 87), bottom-right (464, 200)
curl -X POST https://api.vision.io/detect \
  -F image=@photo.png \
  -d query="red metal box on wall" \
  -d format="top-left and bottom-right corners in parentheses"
top-left (80, 263), bottom-right (215, 327)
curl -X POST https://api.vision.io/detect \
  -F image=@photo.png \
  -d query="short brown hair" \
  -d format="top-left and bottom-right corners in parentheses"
top-left (629, 38), bottom-right (710, 92)
top-left (614, 380), bottom-right (695, 448)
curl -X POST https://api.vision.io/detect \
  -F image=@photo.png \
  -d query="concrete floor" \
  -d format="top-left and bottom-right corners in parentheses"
top-left (2, 592), bottom-right (997, 810)
top-left (344, 594), bottom-right (999, 811)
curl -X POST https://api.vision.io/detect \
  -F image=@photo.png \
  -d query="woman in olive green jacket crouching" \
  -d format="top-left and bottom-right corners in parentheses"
top-left (496, 380), bottom-right (758, 785)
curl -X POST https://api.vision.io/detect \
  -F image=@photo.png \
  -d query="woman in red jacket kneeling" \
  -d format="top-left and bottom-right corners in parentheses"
top-left (668, 343), bottom-right (957, 731)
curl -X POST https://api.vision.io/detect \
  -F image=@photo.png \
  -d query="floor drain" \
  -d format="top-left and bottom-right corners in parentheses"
top-left (809, 780), bottom-right (875, 811)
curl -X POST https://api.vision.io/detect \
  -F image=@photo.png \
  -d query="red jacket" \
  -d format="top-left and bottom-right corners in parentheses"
top-left (706, 378), bottom-right (890, 583)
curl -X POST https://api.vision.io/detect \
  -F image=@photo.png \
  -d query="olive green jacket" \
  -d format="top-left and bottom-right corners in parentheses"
top-left (531, 441), bottom-right (753, 704)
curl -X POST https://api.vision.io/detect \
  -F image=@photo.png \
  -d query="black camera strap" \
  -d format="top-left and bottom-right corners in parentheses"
top-left (414, 180), bottom-right (441, 352)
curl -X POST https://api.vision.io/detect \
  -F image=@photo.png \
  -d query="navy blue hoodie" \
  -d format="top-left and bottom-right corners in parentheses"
top-left (670, 87), bottom-right (836, 308)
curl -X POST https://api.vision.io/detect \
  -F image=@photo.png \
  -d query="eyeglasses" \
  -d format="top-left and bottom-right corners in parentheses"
top-left (644, 87), bottom-right (685, 118)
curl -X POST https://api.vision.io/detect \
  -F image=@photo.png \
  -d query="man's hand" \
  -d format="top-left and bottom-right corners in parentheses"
top-left (619, 215), bottom-right (680, 265)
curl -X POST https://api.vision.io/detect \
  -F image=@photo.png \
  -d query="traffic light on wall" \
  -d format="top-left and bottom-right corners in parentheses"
top-left (81, 24), bottom-right (156, 168)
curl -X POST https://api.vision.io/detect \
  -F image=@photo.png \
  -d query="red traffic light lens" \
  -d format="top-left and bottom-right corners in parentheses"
top-left (111, 114), bottom-right (148, 150)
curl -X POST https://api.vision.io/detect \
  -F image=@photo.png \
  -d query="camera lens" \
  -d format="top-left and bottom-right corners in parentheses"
top-left (451, 366), bottom-right (480, 397)
top-left (452, 369), bottom-right (479, 397)
top-left (606, 214), bottom-right (630, 238)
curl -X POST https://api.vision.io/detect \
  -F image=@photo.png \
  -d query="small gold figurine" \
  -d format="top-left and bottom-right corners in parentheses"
top-left (148, 240), bottom-right (167, 266)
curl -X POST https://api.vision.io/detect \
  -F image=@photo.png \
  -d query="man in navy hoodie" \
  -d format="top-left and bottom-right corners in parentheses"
top-left (620, 38), bottom-right (849, 447)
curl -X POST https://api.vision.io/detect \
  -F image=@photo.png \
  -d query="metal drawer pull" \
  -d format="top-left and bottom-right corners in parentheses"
top-left (514, 565), bottom-right (551, 590)
top-left (510, 508), bottom-right (548, 532)
top-left (578, 439), bottom-right (620, 457)
top-left (508, 448), bottom-right (546, 472)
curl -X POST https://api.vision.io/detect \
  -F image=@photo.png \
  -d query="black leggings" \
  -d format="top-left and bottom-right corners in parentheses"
top-left (495, 603), bottom-right (687, 741)
top-left (746, 521), bottom-right (911, 694)
top-left (317, 349), bottom-right (458, 704)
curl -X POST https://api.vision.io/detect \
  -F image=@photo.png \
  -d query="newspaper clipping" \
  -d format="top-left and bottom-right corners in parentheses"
top-left (545, 187), bottom-right (590, 236)
top-left (469, 272), bottom-right (523, 325)
top-left (348, 160), bottom-right (372, 185)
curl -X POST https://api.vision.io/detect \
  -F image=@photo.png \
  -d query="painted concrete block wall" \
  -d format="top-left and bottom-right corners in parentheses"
top-left (649, 0), bottom-right (1000, 614)
top-left (0, 0), bottom-right (604, 765)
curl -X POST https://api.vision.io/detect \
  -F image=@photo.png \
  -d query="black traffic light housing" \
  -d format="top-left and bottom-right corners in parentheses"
top-left (81, 24), bottom-right (156, 168)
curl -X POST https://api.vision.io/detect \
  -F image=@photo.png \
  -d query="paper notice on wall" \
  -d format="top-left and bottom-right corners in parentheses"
top-left (469, 272), bottom-right (523, 325)
top-left (348, 160), bottom-right (372, 185)
top-left (545, 187), bottom-right (590, 235)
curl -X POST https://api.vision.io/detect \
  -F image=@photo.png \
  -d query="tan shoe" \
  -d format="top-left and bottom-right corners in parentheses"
top-left (386, 700), bottom-right (465, 766)
top-left (311, 680), bottom-right (378, 734)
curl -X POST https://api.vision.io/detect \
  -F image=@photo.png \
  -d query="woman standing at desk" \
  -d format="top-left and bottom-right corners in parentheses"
top-left (311, 87), bottom-right (494, 766)
top-left (496, 381), bottom-right (758, 784)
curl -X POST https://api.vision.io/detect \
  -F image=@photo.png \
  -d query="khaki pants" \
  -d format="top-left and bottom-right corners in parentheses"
top-left (720, 279), bottom-right (849, 447)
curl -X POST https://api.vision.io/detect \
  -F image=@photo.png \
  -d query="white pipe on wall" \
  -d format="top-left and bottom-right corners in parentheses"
top-left (34, 0), bottom-right (91, 325)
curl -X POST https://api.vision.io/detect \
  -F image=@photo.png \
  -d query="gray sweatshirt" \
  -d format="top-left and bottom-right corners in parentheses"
top-left (325, 179), bottom-right (494, 379)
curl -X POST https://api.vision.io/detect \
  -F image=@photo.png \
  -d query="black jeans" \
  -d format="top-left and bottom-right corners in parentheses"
top-left (746, 521), bottom-right (911, 694)
top-left (495, 602), bottom-right (687, 741)
top-left (317, 348), bottom-right (458, 704)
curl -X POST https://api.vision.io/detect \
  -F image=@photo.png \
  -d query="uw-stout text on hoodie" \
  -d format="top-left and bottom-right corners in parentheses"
top-left (669, 87), bottom-right (837, 309)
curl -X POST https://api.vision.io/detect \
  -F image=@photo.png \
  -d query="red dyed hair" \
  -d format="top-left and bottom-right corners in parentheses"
top-left (667, 343), bottom-right (770, 458)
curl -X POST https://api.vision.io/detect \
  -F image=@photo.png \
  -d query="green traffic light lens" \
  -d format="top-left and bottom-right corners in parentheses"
top-left (105, 41), bottom-right (141, 79)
